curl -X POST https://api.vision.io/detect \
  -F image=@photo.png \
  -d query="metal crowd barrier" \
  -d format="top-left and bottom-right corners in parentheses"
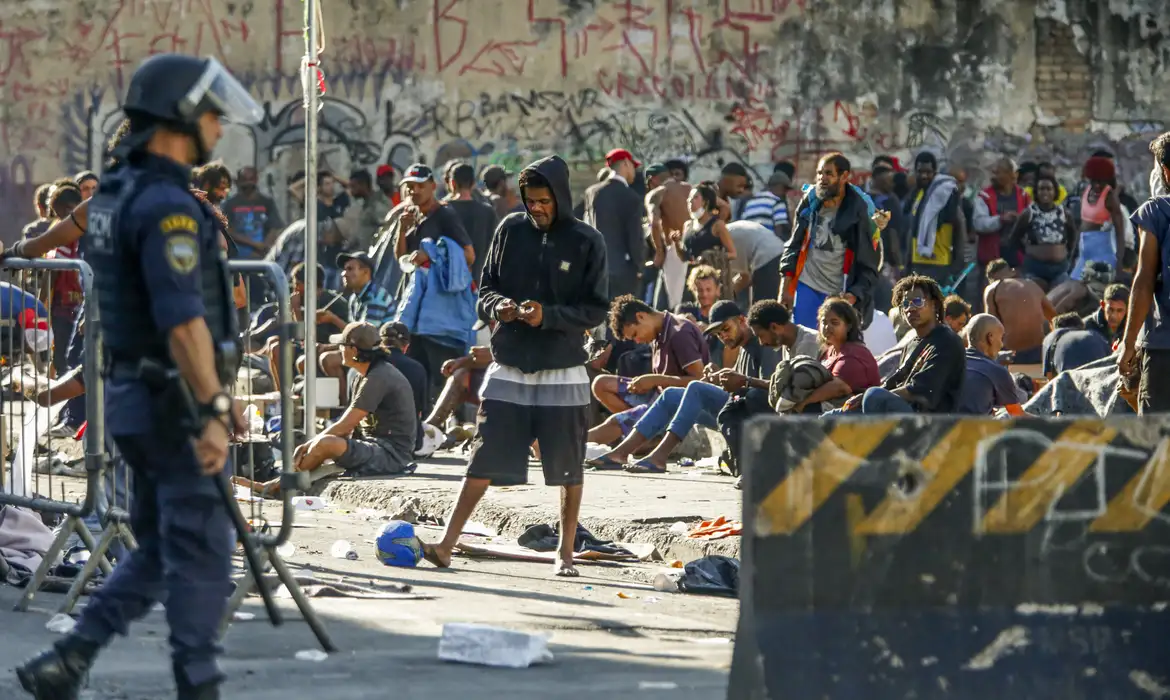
top-left (0, 257), bottom-right (119, 614)
top-left (221, 260), bottom-right (333, 651)
top-left (0, 258), bottom-right (331, 651)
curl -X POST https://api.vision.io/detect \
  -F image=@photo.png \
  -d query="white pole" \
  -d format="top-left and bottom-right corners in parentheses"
top-left (303, 0), bottom-right (319, 439)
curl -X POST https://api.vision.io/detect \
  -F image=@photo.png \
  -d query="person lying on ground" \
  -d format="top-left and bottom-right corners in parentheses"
top-left (958, 314), bottom-right (1026, 416)
top-left (236, 322), bottom-right (417, 497)
top-left (587, 295), bottom-right (709, 447)
top-left (830, 274), bottom-right (966, 415)
top-left (586, 299), bottom-right (789, 474)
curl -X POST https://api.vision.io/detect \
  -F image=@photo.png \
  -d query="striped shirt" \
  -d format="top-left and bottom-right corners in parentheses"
top-left (349, 281), bottom-right (394, 327)
top-left (740, 191), bottom-right (790, 237)
top-left (478, 363), bottom-right (591, 407)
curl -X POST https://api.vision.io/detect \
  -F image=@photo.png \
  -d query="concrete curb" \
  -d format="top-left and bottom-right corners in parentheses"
top-left (320, 479), bottom-right (742, 563)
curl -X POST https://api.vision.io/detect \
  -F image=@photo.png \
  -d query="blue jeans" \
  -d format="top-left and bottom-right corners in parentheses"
top-left (860, 387), bottom-right (916, 414)
top-left (1071, 230), bottom-right (1116, 281)
top-left (633, 382), bottom-right (730, 440)
top-left (793, 281), bottom-right (830, 329)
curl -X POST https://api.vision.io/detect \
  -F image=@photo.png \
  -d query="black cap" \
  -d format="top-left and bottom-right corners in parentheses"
top-left (701, 300), bottom-right (745, 334)
top-left (645, 162), bottom-right (669, 177)
top-left (380, 321), bottom-right (411, 348)
top-left (400, 163), bottom-right (434, 184)
top-left (336, 251), bottom-right (374, 272)
top-left (481, 164), bottom-right (512, 190)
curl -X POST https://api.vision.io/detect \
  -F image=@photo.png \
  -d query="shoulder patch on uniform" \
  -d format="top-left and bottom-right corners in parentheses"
top-left (165, 234), bottom-right (199, 274)
top-left (159, 214), bottom-right (198, 235)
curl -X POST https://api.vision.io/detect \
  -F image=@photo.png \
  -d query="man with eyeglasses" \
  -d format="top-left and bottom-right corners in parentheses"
top-left (836, 274), bottom-right (966, 415)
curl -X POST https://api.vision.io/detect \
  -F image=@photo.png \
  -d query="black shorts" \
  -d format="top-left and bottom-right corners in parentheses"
top-left (466, 399), bottom-right (588, 487)
top-left (1140, 348), bottom-right (1170, 414)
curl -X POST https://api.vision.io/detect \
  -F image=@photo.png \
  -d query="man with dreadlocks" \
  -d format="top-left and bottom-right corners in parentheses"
top-left (835, 274), bottom-right (966, 414)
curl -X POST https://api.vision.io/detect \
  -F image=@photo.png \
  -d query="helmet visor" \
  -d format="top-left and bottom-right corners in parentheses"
top-left (180, 58), bottom-right (263, 126)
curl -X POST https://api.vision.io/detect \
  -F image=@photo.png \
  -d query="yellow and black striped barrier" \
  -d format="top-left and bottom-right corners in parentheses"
top-left (728, 415), bottom-right (1170, 700)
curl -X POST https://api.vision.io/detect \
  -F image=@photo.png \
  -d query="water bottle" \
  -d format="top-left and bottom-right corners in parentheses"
top-left (330, 539), bottom-right (358, 560)
top-left (245, 403), bottom-right (264, 435)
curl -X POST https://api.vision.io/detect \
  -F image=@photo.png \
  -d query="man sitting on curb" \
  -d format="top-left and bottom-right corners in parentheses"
top-left (958, 313), bottom-right (1026, 416)
top-left (586, 295), bottom-right (709, 449)
top-left (587, 300), bottom-right (789, 473)
top-left (237, 322), bottom-right (418, 496)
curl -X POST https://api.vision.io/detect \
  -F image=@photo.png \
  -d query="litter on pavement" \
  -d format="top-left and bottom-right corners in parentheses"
top-left (438, 623), bottom-right (553, 668)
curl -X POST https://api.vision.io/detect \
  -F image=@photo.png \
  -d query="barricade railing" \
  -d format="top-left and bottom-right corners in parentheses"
top-left (0, 257), bottom-right (121, 615)
top-left (221, 260), bottom-right (334, 651)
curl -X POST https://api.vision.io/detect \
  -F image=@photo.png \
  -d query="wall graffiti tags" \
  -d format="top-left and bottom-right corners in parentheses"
top-left (0, 0), bottom-right (1164, 242)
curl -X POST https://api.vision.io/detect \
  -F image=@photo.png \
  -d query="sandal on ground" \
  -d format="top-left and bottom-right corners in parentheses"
top-left (623, 460), bottom-right (667, 475)
top-left (585, 455), bottom-right (626, 471)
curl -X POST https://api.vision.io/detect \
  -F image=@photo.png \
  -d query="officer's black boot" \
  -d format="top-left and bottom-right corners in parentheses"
top-left (15, 634), bottom-right (99, 700)
top-left (174, 663), bottom-right (220, 700)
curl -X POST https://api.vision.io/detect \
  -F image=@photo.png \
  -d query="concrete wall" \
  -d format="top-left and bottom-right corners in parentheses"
top-left (0, 0), bottom-right (1163, 240)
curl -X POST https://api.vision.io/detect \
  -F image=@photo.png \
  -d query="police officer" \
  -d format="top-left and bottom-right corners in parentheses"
top-left (16, 54), bottom-right (262, 700)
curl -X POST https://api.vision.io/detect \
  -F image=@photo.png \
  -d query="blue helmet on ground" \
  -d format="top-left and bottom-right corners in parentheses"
top-left (375, 521), bottom-right (423, 568)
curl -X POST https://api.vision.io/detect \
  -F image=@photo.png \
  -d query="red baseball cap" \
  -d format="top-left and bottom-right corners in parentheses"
top-left (376, 165), bottom-right (395, 177)
top-left (605, 148), bottom-right (641, 168)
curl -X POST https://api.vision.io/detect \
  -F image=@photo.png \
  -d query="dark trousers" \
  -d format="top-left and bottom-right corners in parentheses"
top-left (59, 311), bottom-right (86, 428)
top-left (407, 335), bottom-right (466, 401)
top-left (50, 308), bottom-right (78, 377)
top-left (717, 387), bottom-right (772, 476)
top-left (608, 273), bottom-right (639, 301)
top-left (73, 432), bottom-right (234, 688)
top-left (750, 255), bottom-right (783, 305)
top-left (1140, 349), bottom-right (1170, 414)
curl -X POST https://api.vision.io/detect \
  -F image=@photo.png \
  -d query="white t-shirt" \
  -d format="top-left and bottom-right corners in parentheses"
top-left (864, 310), bottom-right (898, 358)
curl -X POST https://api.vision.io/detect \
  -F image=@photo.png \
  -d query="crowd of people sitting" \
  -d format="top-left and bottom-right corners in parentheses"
top-left (7, 127), bottom-right (1168, 488)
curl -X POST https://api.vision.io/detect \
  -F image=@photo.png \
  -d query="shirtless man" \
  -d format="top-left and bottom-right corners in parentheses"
top-left (645, 160), bottom-right (692, 308)
top-left (983, 258), bottom-right (1057, 364)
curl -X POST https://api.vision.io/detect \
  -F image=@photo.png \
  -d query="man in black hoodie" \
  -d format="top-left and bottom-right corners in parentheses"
top-left (422, 155), bottom-right (609, 577)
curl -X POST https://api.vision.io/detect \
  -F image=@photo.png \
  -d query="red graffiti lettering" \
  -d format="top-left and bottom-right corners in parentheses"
top-left (433, 0), bottom-right (468, 73)
top-left (274, 0), bottom-right (305, 76)
top-left (833, 100), bottom-right (867, 143)
top-left (668, 2), bottom-right (708, 75)
top-left (527, 0), bottom-right (568, 79)
top-left (604, 1), bottom-right (658, 77)
top-left (710, 0), bottom-right (770, 79)
top-left (459, 39), bottom-right (539, 77)
top-left (0, 23), bottom-right (46, 79)
top-left (574, 14), bottom-right (615, 58)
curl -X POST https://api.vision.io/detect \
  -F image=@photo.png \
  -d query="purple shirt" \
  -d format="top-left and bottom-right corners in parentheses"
top-left (652, 312), bottom-right (710, 376)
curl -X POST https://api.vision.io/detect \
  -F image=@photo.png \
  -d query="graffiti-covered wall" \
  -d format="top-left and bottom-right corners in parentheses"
top-left (0, 0), bottom-right (1163, 239)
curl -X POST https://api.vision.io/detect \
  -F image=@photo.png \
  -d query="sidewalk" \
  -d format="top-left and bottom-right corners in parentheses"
top-left (319, 454), bottom-right (744, 561)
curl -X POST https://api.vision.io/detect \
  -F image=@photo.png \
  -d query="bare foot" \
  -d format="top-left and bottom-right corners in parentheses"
top-left (554, 558), bottom-right (579, 577)
top-left (422, 542), bottom-right (452, 568)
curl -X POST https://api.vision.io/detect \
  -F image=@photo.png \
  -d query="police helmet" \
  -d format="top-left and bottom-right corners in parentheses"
top-left (118, 54), bottom-right (263, 164)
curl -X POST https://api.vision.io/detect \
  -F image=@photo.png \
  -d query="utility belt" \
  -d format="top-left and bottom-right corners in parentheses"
top-left (103, 340), bottom-right (241, 440)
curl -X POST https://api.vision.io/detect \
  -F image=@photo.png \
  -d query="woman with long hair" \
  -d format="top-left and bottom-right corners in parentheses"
top-left (670, 181), bottom-right (736, 301)
top-left (792, 296), bottom-right (880, 413)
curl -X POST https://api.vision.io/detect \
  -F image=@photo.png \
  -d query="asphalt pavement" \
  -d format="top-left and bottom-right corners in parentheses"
top-left (0, 506), bottom-right (736, 699)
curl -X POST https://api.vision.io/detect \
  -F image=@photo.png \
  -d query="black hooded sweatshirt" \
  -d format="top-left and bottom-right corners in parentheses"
top-left (477, 155), bottom-right (610, 373)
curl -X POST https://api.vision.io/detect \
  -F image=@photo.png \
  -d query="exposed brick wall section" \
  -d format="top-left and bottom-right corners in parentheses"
top-left (1035, 19), bottom-right (1095, 133)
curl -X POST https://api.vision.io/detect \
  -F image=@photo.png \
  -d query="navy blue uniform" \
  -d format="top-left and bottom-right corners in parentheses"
top-left (76, 153), bottom-right (236, 688)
